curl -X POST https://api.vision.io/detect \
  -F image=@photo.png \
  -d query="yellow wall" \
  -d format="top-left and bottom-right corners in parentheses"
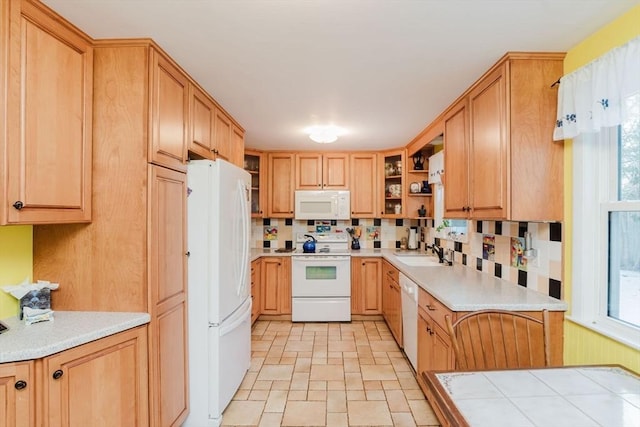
top-left (0, 226), bottom-right (32, 319)
top-left (563, 4), bottom-right (640, 373)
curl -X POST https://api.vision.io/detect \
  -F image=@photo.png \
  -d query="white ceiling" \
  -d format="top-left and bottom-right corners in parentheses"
top-left (43, 0), bottom-right (638, 152)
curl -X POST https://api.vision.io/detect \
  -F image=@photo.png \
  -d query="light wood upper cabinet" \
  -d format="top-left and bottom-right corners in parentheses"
top-left (379, 149), bottom-right (405, 218)
top-left (231, 125), bottom-right (245, 168)
top-left (351, 257), bottom-right (382, 315)
top-left (349, 153), bottom-right (378, 218)
top-left (188, 83), bottom-right (215, 160)
top-left (443, 99), bottom-right (469, 219)
top-left (295, 153), bottom-right (349, 190)
top-left (41, 326), bottom-right (149, 427)
top-left (0, 361), bottom-right (34, 427)
top-left (150, 49), bottom-right (189, 172)
top-left (267, 153), bottom-right (295, 217)
top-left (443, 53), bottom-right (564, 221)
top-left (1, 0), bottom-right (93, 224)
top-left (245, 150), bottom-right (265, 217)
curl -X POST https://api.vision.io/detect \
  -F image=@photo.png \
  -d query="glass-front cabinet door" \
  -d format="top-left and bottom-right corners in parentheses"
top-left (379, 149), bottom-right (405, 218)
top-left (244, 150), bottom-right (264, 217)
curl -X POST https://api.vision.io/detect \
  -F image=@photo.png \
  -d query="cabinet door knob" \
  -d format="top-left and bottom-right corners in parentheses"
top-left (52, 369), bottom-right (64, 380)
top-left (14, 380), bottom-right (27, 390)
top-left (186, 251), bottom-right (191, 257)
top-left (12, 201), bottom-right (24, 210)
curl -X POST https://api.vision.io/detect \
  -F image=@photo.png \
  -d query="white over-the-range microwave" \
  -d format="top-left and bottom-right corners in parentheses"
top-left (294, 190), bottom-right (351, 220)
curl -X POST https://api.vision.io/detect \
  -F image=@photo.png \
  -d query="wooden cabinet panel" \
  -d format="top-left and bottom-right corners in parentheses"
top-left (0, 361), bottom-right (34, 427)
top-left (188, 84), bottom-right (215, 159)
top-left (443, 53), bottom-right (564, 221)
top-left (443, 100), bottom-right (469, 218)
top-left (349, 153), bottom-right (378, 218)
top-left (351, 257), bottom-right (382, 315)
top-left (245, 150), bottom-right (265, 217)
top-left (149, 165), bottom-right (187, 313)
top-left (381, 260), bottom-right (402, 347)
top-left (231, 125), bottom-right (245, 168)
top-left (251, 259), bottom-right (261, 324)
top-left (468, 64), bottom-right (508, 219)
top-left (42, 326), bottom-right (148, 427)
top-left (213, 109), bottom-right (232, 161)
top-left (379, 150), bottom-right (405, 218)
top-left (151, 302), bottom-right (188, 427)
top-left (260, 257), bottom-right (291, 315)
top-left (295, 153), bottom-right (348, 190)
top-left (150, 50), bottom-right (188, 172)
top-left (2, 0), bottom-right (92, 224)
top-left (323, 153), bottom-right (349, 189)
top-left (267, 153), bottom-right (295, 217)
top-left (295, 153), bottom-right (323, 189)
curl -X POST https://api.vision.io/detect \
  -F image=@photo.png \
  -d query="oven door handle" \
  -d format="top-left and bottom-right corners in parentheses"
top-left (293, 256), bottom-right (351, 262)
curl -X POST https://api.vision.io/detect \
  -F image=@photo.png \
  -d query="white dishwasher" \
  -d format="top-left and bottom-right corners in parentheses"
top-left (399, 273), bottom-right (418, 371)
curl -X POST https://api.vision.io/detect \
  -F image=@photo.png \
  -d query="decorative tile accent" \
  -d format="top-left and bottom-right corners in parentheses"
top-left (263, 240), bottom-right (271, 248)
top-left (476, 257), bottom-right (482, 271)
top-left (264, 227), bottom-right (278, 240)
top-left (476, 221), bottom-right (483, 233)
top-left (510, 237), bottom-right (527, 270)
top-left (495, 263), bottom-right (502, 278)
top-left (482, 235), bottom-right (495, 261)
top-left (285, 218), bottom-right (293, 226)
top-left (374, 241), bottom-right (381, 249)
top-left (263, 218), bottom-right (271, 226)
top-left (285, 240), bottom-right (293, 249)
top-left (495, 221), bottom-right (503, 235)
top-left (395, 219), bottom-right (404, 227)
top-left (455, 241), bottom-right (462, 252)
top-left (462, 254), bottom-right (467, 265)
top-left (374, 218), bottom-right (381, 226)
top-left (351, 218), bottom-right (359, 226)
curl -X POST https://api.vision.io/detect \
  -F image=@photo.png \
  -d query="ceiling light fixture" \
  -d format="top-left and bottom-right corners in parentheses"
top-left (305, 125), bottom-right (345, 144)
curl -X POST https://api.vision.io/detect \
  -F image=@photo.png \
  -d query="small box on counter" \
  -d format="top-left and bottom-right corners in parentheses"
top-left (19, 288), bottom-right (51, 320)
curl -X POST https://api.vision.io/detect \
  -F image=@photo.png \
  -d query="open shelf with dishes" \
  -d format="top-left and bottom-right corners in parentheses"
top-left (244, 150), bottom-right (264, 217)
top-left (405, 147), bottom-right (435, 220)
top-left (381, 150), bottom-right (404, 217)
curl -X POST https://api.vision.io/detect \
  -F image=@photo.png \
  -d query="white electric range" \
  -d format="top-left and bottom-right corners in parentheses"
top-left (290, 232), bottom-right (351, 322)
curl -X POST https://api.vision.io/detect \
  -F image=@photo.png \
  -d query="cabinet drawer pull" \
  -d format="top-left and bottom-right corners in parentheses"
top-left (14, 380), bottom-right (27, 390)
top-left (12, 201), bottom-right (24, 210)
top-left (425, 304), bottom-right (436, 311)
top-left (52, 369), bottom-right (64, 380)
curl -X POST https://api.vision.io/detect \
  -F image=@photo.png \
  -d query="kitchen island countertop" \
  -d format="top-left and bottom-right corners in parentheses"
top-left (0, 311), bottom-right (150, 363)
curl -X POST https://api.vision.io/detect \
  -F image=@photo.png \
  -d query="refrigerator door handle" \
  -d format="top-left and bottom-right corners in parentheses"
top-left (236, 180), bottom-right (250, 297)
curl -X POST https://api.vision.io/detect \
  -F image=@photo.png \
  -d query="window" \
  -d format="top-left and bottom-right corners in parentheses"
top-left (572, 93), bottom-right (640, 348)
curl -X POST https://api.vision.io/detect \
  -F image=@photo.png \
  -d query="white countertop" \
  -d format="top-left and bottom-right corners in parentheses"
top-left (430, 366), bottom-right (640, 427)
top-left (251, 247), bottom-right (566, 312)
top-left (0, 311), bottom-right (150, 363)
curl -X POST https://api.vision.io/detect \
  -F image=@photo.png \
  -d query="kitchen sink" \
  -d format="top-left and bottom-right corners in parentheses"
top-left (393, 254), bottom-right (444, 267)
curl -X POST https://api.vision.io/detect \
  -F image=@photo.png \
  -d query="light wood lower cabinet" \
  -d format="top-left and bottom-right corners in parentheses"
top-left (0, 361), bottom-right (34, 427)
top-left (42, 326), bottom-right (149, 427)
top-left (260, 257), bottom-right (291, 315)
top-left (251, 259), bottom-right (262, 324)
top-left (351, 257), bottom-right (382, 315)
top-left (381, 260), bottom-right (403, 347)
top-left (0, 327), bottom-right (148, 427)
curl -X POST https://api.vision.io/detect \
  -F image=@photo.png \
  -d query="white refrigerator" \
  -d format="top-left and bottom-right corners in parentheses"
top-left (184, 159), bottom-right (252, 427)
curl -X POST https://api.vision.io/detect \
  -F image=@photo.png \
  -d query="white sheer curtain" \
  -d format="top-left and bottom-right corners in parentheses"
top-left (553, 35), bottom-right (640, 141)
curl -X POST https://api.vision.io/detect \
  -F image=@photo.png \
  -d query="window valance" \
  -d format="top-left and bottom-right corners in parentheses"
top-left (553, 35), bottom-right (640, 141)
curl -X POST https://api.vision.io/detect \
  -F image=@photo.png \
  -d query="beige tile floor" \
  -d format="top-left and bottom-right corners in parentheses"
top-left (222, 320), bottom-right (440, 427)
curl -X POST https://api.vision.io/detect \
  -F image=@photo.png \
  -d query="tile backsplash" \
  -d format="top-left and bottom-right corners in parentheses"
top-left (252, 218), bottom-right (563, 300)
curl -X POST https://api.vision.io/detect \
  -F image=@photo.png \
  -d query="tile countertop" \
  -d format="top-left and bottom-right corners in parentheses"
top-left (251, 247), bottom-right (567, 312)
top-left (427, 366), bottom-right (640, 427)
top-left (0, 311), bottom-right (150, 363)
